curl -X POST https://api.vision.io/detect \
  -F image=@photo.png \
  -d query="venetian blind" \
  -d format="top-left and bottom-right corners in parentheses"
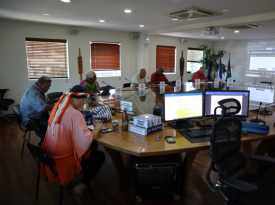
top-left (156, 45), bottom-right (176, 73)
top-left (187, 48), bottom-right (203, 62)
top-left (91, 42), bottom-right (120, 71)
top-left (25, 38), bottom-right (68, 79)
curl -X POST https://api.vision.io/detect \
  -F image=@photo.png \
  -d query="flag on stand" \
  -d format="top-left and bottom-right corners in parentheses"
top-left (206, 56), bottom-right (212, 81)
top-left (226, 55), bottom-right (232, 81)
top-left (218, 57), bottom-right (222, 80)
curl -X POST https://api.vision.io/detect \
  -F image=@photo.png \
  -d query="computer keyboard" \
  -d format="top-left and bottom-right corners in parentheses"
top-left (196, 121), bottom-right (213, 127)
top-left (188, 128), bottom-right (212, 138)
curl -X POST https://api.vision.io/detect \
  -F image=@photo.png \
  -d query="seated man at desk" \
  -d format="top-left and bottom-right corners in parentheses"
top-left (80, 71), bottom-right (100, 94)
top-left (41, 85), bottom-right (105, 204)
top-left (20, 76), bottom-right (58, 130)
top-left (151, 67), bottom-right (172, 85)
top-left (131, 68), bottom-right (148, 87)
top-left (192, 67), bottom-right (208, 83)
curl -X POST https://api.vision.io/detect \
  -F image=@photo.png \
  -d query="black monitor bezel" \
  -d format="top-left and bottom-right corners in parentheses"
top-left (163, 92), bottom-right (204, 122)
top-left (204, 90), bottom-right (250, 117)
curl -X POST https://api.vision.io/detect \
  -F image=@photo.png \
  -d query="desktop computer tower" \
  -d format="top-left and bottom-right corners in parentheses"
top-left (132, 154), bottom-right (182, 201)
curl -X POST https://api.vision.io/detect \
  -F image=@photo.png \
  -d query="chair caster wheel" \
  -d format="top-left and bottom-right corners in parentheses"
top-left (174, 195), bottom-right (181, 200)
top-left (136, 196), bottom-right (143, 203)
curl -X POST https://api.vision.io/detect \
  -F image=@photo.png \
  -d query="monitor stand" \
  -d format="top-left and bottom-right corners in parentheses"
top-left (168, 120), bottom-right (194, 129)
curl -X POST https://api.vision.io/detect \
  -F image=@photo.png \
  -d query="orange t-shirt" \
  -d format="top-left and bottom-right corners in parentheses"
top-left (41, 105), bottom-right (93, 185)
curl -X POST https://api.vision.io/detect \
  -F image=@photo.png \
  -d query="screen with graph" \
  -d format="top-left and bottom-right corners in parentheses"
top-left (164, 92), bottom-right (203, 121)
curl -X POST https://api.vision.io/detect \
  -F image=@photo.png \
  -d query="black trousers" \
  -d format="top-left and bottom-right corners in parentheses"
top-left (80, 150), bottom-right (105, 186)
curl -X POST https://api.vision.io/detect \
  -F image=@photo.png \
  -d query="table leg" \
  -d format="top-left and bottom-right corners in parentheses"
top-left (103, 146), bottom-right (127, 189)
top-left (243, 143), bottom-right (252, 172)
top-left (181, 150), bottom-right (199, 196)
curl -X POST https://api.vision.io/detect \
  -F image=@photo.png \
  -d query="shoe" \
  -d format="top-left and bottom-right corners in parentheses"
top-left (71, 187), bottom-right (84, 205)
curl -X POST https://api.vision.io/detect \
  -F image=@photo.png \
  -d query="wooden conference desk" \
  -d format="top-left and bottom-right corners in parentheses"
top-left (87, 83), bottom-right (275, 195)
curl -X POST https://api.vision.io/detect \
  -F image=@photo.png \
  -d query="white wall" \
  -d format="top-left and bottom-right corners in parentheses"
top-left (214, 38), bottom-right (275, 82)
top-left (0, 19), bottom-right (138, 113)
top-left (141, 35), bottom-right (214, 82)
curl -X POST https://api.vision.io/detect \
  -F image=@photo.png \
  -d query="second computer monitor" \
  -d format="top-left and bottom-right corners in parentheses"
top-left (204, 90), bottom-right (250, 117)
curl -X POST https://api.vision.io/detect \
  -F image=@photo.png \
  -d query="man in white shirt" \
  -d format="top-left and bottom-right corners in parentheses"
top-left (131, 68), bottom-right (148, 87)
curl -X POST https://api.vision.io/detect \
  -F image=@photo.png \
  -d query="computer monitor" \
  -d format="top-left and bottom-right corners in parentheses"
top-left (204, 90), bottom-right (250, 117)
top-left (163, 92), bottom-right (203, 129)
top-left (248, 87), bottom-right (274, 104)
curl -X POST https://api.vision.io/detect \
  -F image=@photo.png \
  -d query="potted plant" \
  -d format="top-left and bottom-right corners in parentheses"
top-left (198, 45), bottom-right (227, 79)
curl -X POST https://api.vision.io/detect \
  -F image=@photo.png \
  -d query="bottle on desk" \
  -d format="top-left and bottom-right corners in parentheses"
top-left (122, 108), bottom-right (128, 131)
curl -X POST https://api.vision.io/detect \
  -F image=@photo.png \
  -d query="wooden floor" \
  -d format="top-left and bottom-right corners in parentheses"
top-left (0, 117), bottom-right (262, 205)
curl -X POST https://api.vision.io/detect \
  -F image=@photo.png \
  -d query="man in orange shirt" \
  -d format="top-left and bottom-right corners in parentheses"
top-left (192, 67), bottom-right (208, 83)
top-left (41, 85), bottom-right (105, 204)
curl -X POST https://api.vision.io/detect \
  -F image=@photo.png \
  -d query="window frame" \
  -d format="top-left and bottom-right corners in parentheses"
top-left (90, 42), bottom-right (121, 77)
top-left (156, 45), bottom-right (176, 74)
top-left (25, 38), bottom-right (69, 80)
top-left (187, 47), bottom-right (203, 74)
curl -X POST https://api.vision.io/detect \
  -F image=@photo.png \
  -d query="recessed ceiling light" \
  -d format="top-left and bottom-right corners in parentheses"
top-left (221, 37), bottom-right (225, 39)
top-left (61, 0), bottom-right (70, 2)
top-left (139, 25), bottom-right (144, 27)
top-left (43, 14), bottom-right (50, 16)
top-left (172, 18), bottom-right (178, 21)
top-left (235, 30), bottom-right (239, 33)
top-left (99, 20), bottom-right (105, 23)
top-left (222, 9), bottom-right (229, 12)
top-left (124, 9), bottom-right (131, 13)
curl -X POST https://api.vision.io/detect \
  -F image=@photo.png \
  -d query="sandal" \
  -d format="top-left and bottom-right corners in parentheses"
top-left (71, 187), bottom-right (84, 205)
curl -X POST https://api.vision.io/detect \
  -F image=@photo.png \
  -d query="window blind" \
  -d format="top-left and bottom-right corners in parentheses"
top-left (187, 48), bottom-right (203, 62)
top-left (91, 42), bottom-right (120, 71)
top-left (25, 38), bottom-right (68, 79)
top-left (156, 45), bottom-right (176, 73)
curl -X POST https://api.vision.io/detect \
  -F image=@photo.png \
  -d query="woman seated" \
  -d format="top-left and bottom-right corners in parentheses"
top-left (80, 71), bottom-right (100, 95)
top-left (41, 85), bottom-right (105, 204)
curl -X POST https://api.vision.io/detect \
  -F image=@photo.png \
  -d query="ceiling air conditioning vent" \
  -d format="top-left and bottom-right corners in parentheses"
top-left (164, 6), bottom-right (222, 20)
top-left (223, 23), bottom-right (262, 30)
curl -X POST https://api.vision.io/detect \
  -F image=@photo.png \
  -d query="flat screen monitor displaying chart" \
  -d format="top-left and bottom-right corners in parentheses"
top-left (164, 92), bottom-right (203, 123)
top-left (204, 90), bottom-right (250, 117)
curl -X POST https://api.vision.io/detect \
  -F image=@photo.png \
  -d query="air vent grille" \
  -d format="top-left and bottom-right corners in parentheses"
top-left (223, 24), bottom-right (262, 30)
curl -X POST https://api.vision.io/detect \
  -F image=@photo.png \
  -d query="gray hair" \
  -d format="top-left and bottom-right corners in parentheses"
top-left (200, 67), bottom-right (205, 70)
top-left (140, 68), bottom-right (146, 74)
top-left (86, 71), bottom-right (96, 79)
top-left (37, 76), bottom-right (51, 83)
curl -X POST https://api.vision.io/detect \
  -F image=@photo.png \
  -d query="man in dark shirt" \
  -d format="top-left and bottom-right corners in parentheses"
top-left (151, 67), bottom-right (172, 85)
top-left (192, 67), bottom-right (208, 83)
top-left (20, 76), bottom-right (58, 130)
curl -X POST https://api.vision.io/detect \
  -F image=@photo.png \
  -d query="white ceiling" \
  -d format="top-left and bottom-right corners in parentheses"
top-left (1, 0), bottom-right (275, 40)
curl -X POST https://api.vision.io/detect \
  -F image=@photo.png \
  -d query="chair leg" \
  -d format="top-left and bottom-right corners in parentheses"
top-left (87, 184), bottom-right (94, 201)
top-left (21, 131), bottom-right (27, 159)
top-left (59, 185), bottom-right (63, 205)
top-left (36, 163), bottom-right (41, 199)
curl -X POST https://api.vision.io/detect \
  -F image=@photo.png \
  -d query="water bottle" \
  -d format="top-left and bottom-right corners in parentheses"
top-left (122, 108), bottom-right (128, 131)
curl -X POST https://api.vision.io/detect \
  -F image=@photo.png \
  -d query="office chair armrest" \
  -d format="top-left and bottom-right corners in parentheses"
top-left (220, 176), bottom-right (258, 193)
top-left (249, 155), bottom-right (275, 174)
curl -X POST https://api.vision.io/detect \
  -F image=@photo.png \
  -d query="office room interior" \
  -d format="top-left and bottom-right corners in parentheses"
top-left (1, 0), bottom-right (275, 205)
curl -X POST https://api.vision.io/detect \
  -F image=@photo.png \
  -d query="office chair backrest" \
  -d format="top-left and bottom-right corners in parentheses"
top-left (22, 135), bottom-right (57, 176)
top-left (47, 92), bottom-right (63, 99)
top-left (28, 113), bottom-right (48, 139)
top-left (123, 83), bottom-right (131, 88)
top-left (12, 105), bottom-right (22, 124)
top-left (206, 98), bottom-right (245, 192)
top-left (0, 89), bottom-right (9, 99)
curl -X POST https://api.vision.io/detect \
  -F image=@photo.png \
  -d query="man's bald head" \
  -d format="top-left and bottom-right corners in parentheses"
top-left (139, 68), bottom-right (146, 78)
top-left (199, 67), bottom-right (205, 75)
top-left (157, 67), bottom-right (164, 76)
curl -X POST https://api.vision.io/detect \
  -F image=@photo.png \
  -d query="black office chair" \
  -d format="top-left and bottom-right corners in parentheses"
top-left (0, 89), bottom-right (15, 124)
top-left (205, 98), bottom-right (275, 205)
top-left (22, 135), bottom-right (64, 204)
top-left (28, 113), bottom-right (48, 146)
top-left (22, 135), bottom-right (94, 204)
top-left (123, 83), bottom-right (131, 88)
top-left (47, 92), bottom-right (63, 99)
top-left (12, 105), bottom-right (36, 159)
